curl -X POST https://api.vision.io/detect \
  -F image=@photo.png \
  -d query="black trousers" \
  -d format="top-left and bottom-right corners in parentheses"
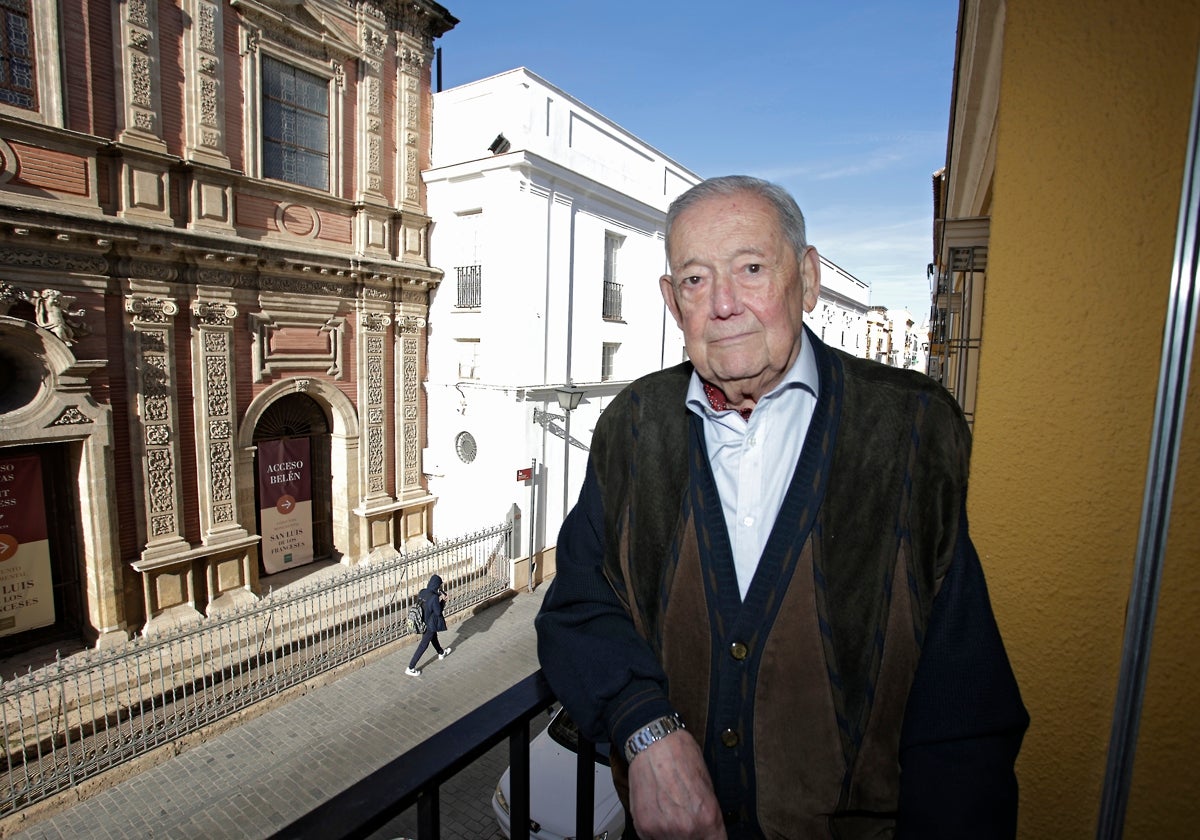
top-left (408, 630), bottom-right (444, 668)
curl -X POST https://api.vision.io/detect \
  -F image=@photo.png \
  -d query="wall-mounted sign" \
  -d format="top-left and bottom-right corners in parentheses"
top-left (257, 438), bottom-right (314, 574)
top-left (0, 454), bottom-right (55, 636)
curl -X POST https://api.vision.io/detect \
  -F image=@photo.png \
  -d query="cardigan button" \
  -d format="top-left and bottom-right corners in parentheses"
top-left (729, 642), bottom-right (748, 660)
top-left (721, 728), bottom-right (739, 748)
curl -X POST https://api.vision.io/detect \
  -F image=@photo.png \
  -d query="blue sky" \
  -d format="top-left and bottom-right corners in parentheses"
top-left (434, 1), bottom-right (958, 317)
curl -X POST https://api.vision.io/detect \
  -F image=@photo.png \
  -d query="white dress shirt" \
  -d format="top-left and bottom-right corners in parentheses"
top-left (684, 339), bottom-right (820, 599)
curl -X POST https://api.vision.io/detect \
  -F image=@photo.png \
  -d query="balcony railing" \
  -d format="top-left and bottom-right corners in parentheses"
top-left (602, 280), bottom-right (622, 321)
top-left (456, 265), bottom-right (482, 308)
top-left (272, 670), bottom-right (600, 840)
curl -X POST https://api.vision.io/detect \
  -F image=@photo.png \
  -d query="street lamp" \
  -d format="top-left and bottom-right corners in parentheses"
top-left (554, 385), bottom-right (584, 412)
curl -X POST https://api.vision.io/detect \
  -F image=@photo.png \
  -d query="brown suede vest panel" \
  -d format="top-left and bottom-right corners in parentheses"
top-left (752, 539), bottom-right (846, 838)
top-left (847, 544), bottom-right (920, 811)
top-left (659, 510), bottom-right (713, 749)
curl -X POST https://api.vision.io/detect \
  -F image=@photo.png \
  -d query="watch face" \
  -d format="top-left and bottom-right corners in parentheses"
top-left (454, 430), bottom-right (477, 464)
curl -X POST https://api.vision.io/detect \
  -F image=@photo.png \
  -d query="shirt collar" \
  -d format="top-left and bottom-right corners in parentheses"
top-left (685, 332), bottom-right (819, 420)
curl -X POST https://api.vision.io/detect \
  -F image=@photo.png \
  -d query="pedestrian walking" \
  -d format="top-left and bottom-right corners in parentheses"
top-left (406, 573), bottom-right (452, 676)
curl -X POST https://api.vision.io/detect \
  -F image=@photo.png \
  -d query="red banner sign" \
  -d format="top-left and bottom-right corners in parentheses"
top-left (0, 454), bottom-right (55, 636)
top-left (257, 438), bottom-right (315, 574)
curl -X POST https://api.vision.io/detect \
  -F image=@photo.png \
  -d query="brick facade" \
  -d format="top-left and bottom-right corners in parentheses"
top-left (0, 0), bottom-right (457, 647)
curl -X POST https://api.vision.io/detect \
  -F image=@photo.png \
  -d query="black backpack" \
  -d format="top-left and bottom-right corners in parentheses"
top-left (406, 600), bottom-right (427, 634)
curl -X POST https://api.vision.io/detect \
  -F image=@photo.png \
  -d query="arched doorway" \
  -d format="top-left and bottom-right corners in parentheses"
top-left (0, 313), bottom-right (122, 652)
top-left (0, 442), bottom-right (84, 654)
top-left (252, 393), bottom-right (333, 576)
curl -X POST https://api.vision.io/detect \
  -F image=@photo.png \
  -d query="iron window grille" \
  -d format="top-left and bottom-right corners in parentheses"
top-left (261, 55), bottom-right (329, 191)
top-left (0, 0), bottom-right (36, 110)
top-left (456, 265), bottom-right (481, 308)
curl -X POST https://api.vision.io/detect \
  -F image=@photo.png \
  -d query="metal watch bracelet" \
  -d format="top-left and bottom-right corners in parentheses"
top-left (622, 713), bottom-right (685, 764)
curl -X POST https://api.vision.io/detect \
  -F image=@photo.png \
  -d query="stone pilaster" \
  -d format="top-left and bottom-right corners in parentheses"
top-left (125, 292), bottom-right (187, 560)
top-left (115, 0), bottom-right (166, 153)
top-left (181, 0), bottom-right (234, 232)
top-left (359, 20), bottom-right (388, 203)
top-left (183, 0), bottom-right (229, 167)
top-left (358, 306), bottom-right (391, 505)
top-left (190, 299), bottom-right (247, 542)
top-left (395, 300), bottom-right (426, 497)
top-left (396, 35), bottom-right (425, 213)
top-left (353, 17), bottom-right (391, 258)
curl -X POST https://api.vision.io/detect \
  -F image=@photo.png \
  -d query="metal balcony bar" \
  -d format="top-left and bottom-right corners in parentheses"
top-left (602, 280), bottom-right (622, 321)
top-left (456, 265), bottom-right (482, 308)
top-left (271, 669), bottom-right (602, 840)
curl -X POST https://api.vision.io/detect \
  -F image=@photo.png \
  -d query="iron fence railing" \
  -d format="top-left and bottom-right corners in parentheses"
top-left (0, 523), bottom-right (512, 819)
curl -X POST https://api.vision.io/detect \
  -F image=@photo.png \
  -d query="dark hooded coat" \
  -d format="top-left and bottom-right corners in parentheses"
top-left (417, 574), bottom-right (447, 633)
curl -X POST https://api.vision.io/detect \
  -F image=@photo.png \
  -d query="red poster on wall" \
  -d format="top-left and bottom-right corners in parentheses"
top-left (0, 454), bottom-right (56, 636)
top-left (257, 438), bottom-right (315, 574)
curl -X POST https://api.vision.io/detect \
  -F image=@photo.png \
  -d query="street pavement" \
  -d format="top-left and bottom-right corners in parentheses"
top-left (0, 585), bottom-right (550, 840)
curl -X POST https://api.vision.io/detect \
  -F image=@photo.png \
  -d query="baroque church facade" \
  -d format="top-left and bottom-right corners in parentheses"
top-left (0, 0), bottom-right (457, 650)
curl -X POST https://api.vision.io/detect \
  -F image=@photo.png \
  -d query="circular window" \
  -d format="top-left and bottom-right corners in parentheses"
top-left (454, 431), bottom-right (477, 464)
top-left (0, 341), bottom-right (47, 414)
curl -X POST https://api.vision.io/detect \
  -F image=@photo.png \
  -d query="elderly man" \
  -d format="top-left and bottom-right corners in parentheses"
top-left (536, 176), bottom-right (1028, 839)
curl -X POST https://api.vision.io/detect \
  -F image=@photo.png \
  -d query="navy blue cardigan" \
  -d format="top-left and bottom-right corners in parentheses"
top-left (536, 334), bottom-right (1028, 838)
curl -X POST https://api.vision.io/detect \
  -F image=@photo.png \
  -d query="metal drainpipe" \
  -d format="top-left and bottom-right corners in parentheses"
top-left (562, 206), bottom-right (577, 519)
top-left (1096, 46), bottom-right (1200, 840)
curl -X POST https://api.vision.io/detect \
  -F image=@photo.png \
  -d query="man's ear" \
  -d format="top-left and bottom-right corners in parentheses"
top-left (660, 274), bottom-right (684, 328)
top-left (800, 247), bottom-right (822, 313)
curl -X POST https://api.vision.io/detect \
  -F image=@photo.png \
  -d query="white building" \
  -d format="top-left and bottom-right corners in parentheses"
top-left (865, 306), bottom-right (930, 370)
top-left (889, 308), bottom-right (930, 371)
top-left (422, 68), bottom-right (699, 562)
top-left (803, 256), bottom-right (871, 358)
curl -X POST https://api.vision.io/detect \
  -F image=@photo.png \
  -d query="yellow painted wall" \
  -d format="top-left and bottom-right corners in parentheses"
top-left (971, 1), bottom-right (1200, 836)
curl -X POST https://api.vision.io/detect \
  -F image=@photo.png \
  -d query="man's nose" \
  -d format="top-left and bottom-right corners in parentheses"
top-left (711, 272), bottom-right (742, 318)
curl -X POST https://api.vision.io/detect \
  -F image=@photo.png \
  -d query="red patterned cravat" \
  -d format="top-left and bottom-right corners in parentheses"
top-left (702, 381), bottom-right (752, 421)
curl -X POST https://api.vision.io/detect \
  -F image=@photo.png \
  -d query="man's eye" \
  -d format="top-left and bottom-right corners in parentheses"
top-left (745, 263), bottom-right (762, 274)
top-left (680, 275), bottom-right (703, 286)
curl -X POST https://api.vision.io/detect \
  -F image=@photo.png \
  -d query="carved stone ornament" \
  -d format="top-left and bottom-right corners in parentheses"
top-left (126, 295), bottom-right (180, 323)
top-left (49, 406), bottom-right (93, 426)
top-left (396, 315), bottom-right (426, 334)
top-left (400, 335), bottom-right (420, 489)
top-left (191, 299), bottom-right (238, 325)
top-left (23, 287), bottom-right (90, 345)
top-left (362, 312), bottom-right (391, 332)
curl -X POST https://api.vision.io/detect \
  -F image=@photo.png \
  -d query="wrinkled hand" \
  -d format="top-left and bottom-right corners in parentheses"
top-left (628, 730), bottom-right (726, 840)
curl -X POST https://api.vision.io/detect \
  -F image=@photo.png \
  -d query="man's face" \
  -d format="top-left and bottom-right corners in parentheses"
top-left (660, 190), bottom-right (820, 406)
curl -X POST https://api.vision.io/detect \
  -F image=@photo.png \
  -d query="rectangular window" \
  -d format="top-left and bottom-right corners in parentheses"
top-left (603, 232), bottom-right (623, 321)
top-left (0, 0), bottom-right (36, 110)
top-left (601, 343), bottom-right (619, 382)
top-left (455, 211), bottom-right (482, 308)
top-left (262, 55), bottom-right (329, 190)
top-left (604, 232), bottom-right (621, 284)
top-left (457, 339), bottom-right (480, 380)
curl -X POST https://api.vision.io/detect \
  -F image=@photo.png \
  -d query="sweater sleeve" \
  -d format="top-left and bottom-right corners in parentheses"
top-left (427, 589), bottom-right (447, 633)
top-left (896, 504), bottom-right (1030, 839)
top-left (535, 459), bottom-right (676, 747)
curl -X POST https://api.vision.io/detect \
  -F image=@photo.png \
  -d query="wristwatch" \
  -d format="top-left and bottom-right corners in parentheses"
top-left (623, 713), bottom-right (685, 764)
